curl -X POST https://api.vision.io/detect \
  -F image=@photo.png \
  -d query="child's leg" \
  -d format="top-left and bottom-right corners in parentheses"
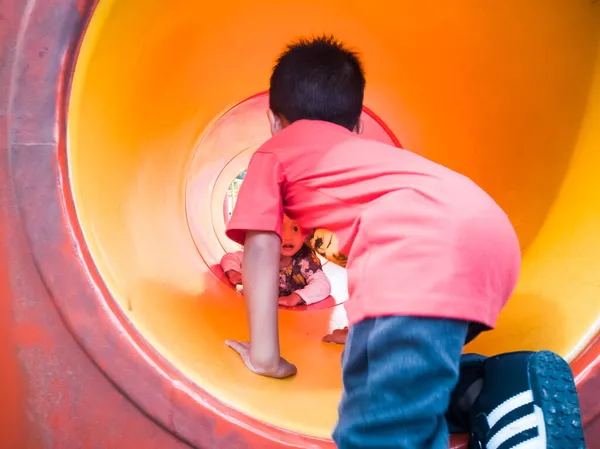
top-left (332, 316), bottom-right (468, 449)
top-left (449, 350), bottom-right (586, 448)
top-left (444, 321), bottom-right (585, 448)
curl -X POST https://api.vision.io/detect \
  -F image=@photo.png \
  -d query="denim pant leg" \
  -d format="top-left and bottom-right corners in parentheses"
top-left (332, 316), bottom-right (469, 449)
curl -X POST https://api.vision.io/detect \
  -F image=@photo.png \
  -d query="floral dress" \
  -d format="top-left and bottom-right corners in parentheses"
top-left (279, 244), bottom-right (324, 296)
top-left (220, 244), bottom-right (331, 305)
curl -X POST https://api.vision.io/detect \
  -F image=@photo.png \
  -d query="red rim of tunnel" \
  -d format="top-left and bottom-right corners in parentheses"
top-left (213, 89), bottom-right (403, 148)
top-left (5, 2), bottom-right (599, 448)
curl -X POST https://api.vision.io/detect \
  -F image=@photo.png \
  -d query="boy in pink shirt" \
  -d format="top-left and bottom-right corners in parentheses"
top-left (225, 36), bottom-right (584, 448)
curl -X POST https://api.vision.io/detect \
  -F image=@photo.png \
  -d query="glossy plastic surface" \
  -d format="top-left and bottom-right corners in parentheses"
top-left (3, 0), bottom-right (598, 447)
top-left (67, 0), bottom-right (600, 439)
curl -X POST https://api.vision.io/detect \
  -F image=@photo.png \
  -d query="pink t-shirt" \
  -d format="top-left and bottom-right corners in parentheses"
top-left (226, 120), bottom-right (521, 327)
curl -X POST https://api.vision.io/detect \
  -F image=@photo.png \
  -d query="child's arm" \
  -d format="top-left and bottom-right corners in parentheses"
top-left (220, 251), bottom-right (243, 285)
top-left (224, 151), bottom-right (295, 378)
top-left (226, 230), bottom-right (296, 379)
top-left (295, 269), bottom-right (331, 305)
top-left (243, 231), bottom-right (281, 368)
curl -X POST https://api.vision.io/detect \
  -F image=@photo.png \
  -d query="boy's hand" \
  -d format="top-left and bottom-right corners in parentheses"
top-left (278, 293), bottom-right (305, 307)
top-left (226, 270), bottom-right (242, 285)
top-left (322, 327), bottom-right (349, 345)
top-left (225, 340), bottom-right (297, 379)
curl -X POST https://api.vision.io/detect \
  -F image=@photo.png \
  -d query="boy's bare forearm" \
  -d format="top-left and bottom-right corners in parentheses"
top-left (243, 230), bottom-right (282, 370)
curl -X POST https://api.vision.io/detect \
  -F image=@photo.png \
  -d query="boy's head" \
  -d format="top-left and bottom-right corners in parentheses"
top-left (281, 215), bottom-right (304, 257)
top-left (268, 35), bottom-right (366, 134)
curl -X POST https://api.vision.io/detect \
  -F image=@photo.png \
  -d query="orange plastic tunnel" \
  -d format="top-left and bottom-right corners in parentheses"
top-left (1, 0), bottom-right (599, 448)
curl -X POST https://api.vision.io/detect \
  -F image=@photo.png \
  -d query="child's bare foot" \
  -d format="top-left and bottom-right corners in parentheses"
top-left (322, 327), bottom-right (348, 345)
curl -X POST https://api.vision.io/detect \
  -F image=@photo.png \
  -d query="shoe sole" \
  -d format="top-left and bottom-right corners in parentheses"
top-left (528, 350), bottom-right (586, 448)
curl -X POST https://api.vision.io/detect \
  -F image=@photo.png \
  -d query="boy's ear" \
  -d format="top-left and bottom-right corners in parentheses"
top-left (354, 117), bottom-right (364, 135)
top-left (267, 109), bottom-right (285, 135)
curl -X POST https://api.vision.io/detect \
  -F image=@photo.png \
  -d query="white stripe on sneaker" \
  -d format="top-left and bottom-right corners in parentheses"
top-left (487, 390), bottom-right (534, 428)
top-left (509, 435), bottom-right (546, 449)
top-left (487, 413), bottom-right (538, 449)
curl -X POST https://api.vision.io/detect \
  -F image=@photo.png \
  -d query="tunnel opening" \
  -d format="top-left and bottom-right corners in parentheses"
top-left (220, 165), bottom-right (351, 311)
top-left (66, 0), bottom-right (600, 442)
top-left (186, 91), bottom-right (398, 310)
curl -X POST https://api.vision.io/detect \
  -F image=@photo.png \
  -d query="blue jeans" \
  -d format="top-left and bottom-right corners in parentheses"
top-left (332, 316), bottom-right (469, 449)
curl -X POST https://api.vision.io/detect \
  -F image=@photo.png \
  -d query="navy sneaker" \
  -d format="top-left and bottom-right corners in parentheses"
top-left (469, 351), bottom-right (586, 449)
top-left (447, 353), bottom-right (488, 434)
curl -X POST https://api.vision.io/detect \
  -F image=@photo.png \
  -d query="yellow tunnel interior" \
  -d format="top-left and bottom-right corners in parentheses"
top-left (68, 0), bottom-right (600, 439)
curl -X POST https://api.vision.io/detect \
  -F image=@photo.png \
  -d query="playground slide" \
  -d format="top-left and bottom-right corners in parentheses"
top-left (1, 0), bottom-right (599, 448)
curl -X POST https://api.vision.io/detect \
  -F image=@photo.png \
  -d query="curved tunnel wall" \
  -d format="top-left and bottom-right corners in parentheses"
top-left (67, 0), bottom-right (600, 442)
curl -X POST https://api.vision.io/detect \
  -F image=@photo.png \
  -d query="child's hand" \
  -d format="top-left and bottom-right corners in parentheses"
top-left (225, 340), bottom-right (297, 379)
top-left (226, 270), bottom-right (242, 285)
top-left (278, 293), bottom-right (305, 307)
top-left (322, 327), bottom-right (349, 345)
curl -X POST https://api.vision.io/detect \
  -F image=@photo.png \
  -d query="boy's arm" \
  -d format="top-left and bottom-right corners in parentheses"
top-left (226, 230), bottom-right (296, 379)
top-left (224, 152), bottom-right (294, 378)
top-left (243, 230), bottom-right (282, 369)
